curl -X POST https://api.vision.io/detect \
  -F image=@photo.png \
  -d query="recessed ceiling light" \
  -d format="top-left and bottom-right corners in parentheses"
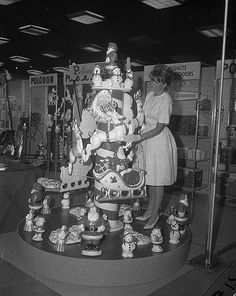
top-left (27, 69), bottom-right (44, 75)
top-left (19, 24), bottom-right (50, 36)
top-left (0, 0), bottom-right (22, 5)
top-left (196, 25), bottom-right (233, 38)
top-left (53, 67), bottom-right (69, 73)
top-left (68, 10), bottom-right (105, 25)
top-left (41, 51), bottom-right (62, 58)
top-left (0, 37), bottom-right (10, 45)
top-left (141, 0), bottom-right (185, 10)
top-left (9, 55), bottom-right (30, 63)
top-left (79, 43), bottom-right (104, 53)
top-left (129, 35), bottom-right (159, 46)
top-left (0, 62), bottom-right (5, 66)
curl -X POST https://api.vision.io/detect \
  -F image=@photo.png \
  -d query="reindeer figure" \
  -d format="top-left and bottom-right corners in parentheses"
top-left (68, 119), bottom-right (84, 175)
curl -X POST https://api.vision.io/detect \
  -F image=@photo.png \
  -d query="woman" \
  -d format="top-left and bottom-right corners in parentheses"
top-left (124, 64), bottom-right (177, 229)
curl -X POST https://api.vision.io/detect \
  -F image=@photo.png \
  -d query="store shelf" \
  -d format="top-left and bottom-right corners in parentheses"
top-left (178, 158), bottom-right (210, 163)
top-left (173, 184), bottom-right (208, 192)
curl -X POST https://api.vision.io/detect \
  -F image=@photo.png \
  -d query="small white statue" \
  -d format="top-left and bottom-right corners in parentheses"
top-left (61, 192), bottom-right (70, 209)
top-left (32, 216), bottom-right (45, 241)
top-left (132, 199), bottom-right (140, 211)
top-left (41, 195), bottom-right (51, 215)
top-left (23, 209), bottom-right (35, 232)
top-left (168, 215), bottom-right (180, 244)
top-left (111, 66), bottom-right (123, 88)
top-left (92, 64), bottom-right (102, 87)
top-left (122, 232), bottom-right (136, 258)
top-left (54, 225), bottom-right (68, 253)
top-left (151, 227), bottom-right (163, 253)
top-left (123, 209), bottom-right (133, 230)
top-left (124, 69), bottom-right (134, 89)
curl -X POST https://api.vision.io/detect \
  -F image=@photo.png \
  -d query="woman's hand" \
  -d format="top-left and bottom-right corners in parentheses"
top-left (124, 134), bottom-right (141, 144)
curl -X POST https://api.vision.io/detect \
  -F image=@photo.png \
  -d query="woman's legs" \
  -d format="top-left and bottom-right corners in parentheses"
top-left (146, 185), bottom-right (164, 225)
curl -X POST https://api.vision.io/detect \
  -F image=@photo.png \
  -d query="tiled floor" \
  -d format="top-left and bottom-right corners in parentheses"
top-left (0, 191), bottom-right (236, 296)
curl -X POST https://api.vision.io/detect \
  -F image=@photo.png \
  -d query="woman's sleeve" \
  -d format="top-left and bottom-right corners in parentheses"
top-left (158, 96), bottom-right (172, 124)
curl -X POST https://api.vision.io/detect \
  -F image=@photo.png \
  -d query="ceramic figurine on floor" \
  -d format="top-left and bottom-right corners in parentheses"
top-left (150, 227), bottom-right (163, 253)
top-left (23, 209), bottom-right (35, 232)
top-left (54, 225), bottom-right (68, 253)
top-left (168, 215), bottom-right (180, 244)
top-left (28, 182), bottom-right (45, 211)
top-left (122, 232), bottom-right (136, 258)
top-left (41, 195), bottom-right (51, 215)
top-left (32, 216), bottom-right (45, 241)
top-left (78, 205), bottom-right (109, 256)
top-left (123, 209), bottom-right (133, 230)
top-left (61, 192), bottom-right (70, 209)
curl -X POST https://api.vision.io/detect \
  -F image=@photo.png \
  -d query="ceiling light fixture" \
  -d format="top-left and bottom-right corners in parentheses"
top-left (140, 0), bottom-right (185, 10)
top-left (19, 24), bottom-right (50, 36)
top-left (0, 0), bottom-right (21, 5)
top-left (129, 35), bottom-right (159, 46)
top-left (53, 67), bottom-right (69, 73)
top-left (41, 51), bottom-right (62, 58)
top-left (68, 10), bottom-right (105, 25)
top-left (79, 43), bottom-right (104, 53)
top-left (0, 37), bottom-right (10, 45)
top-left (9, 55), bottom-right (30, 63)
top-left (27, 69), bottom-right (44, 75)
top-left (196, 25), bottom-right (233, 38)
top-left (0, 62), bottom-right (5, 66)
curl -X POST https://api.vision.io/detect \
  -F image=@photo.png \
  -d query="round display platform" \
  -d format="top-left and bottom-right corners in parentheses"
top-left (17, 206), bottom-right (191, 294)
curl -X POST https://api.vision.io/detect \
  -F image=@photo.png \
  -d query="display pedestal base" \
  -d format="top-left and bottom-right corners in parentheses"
top-left (17, 207), bottom-right (191, 296)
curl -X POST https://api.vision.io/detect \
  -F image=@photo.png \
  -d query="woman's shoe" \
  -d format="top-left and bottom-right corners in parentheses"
top-left (135, 215), bottom-right (151, 221)
top-left (143, 216), bottom-right (160, 230)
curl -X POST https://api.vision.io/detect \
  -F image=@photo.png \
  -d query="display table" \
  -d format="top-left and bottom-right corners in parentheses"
top-left (0, 157), bottom-right (37, 233)
top-left (17, 206), bottom-right (191, 296)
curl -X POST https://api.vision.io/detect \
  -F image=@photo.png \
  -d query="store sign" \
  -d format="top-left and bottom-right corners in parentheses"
top-left (174, 91), bottom-right (198, 101)
top-left (29, 74), bottom-right (58, 87)
top-left (64, 62), bottom-right (105, 85)
top-left (216, 59), bottom-right (236, 79)
top-left (144, 62), bottom-right (201, 81)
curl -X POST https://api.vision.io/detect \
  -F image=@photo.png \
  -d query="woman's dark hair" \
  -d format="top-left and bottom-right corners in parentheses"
top-left (149, 64), bottom-right (173, 86)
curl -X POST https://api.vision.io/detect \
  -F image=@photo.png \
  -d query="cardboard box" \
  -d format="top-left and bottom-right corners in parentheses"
top-left (175, 168), bottom-right (203, 188)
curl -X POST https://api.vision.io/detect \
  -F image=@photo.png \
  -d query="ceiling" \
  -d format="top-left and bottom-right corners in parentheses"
top-left (0, 0), bottom-right (235, 77)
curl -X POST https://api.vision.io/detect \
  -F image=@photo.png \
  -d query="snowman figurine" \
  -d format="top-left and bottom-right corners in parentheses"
top-left (124, 69), bottom-right (134, 89)
top-left (111, 66), bottom-right (123, 88)
top-left (92, 65), bottom-right (102, 87)
top-left (123, 209), bottom-right (133, 230)
top-left (151, 227), bottom-right (163, 253)
top-left (61, 192), bottom-right (70, 209)
top-left (32, 216), bottom-right (46, 241)
top-left (122, 232), bottom-right (136, 258)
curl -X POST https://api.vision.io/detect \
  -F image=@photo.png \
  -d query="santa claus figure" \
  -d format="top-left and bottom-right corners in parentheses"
top-left (105, 42), bottom-right (118, 70)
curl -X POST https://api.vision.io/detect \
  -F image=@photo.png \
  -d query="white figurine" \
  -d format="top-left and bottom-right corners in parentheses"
top-left (111, 66), bottom-right (123, 88)
top-left (61, 192), bottom-right (70, 209)
top-left (54, 225), bottom-right (68, 253)
top-left (41, 195), bottom-right (51, 215)
top-left (23, 209), bottom-right (35, 232)
top-left (92, 64), bottom-right (103, 87)
top-left (32, 216), bottom-right (45, 241)
top-left (151, 227), bottom-right (163, 253)
top-left (168, 215), bottom-right (180, 244)
top-left (123, 209), bottom-right (133, 230)
top-left (132, 199), bottom-right (140, 212)
top-left (124, 69), bottom-right (134, 89)
top-left (122, 232), bottom-right (136, 258)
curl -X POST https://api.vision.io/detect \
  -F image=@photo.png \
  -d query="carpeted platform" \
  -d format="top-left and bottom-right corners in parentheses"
top-left (0, 231), bottom-right (193, 296)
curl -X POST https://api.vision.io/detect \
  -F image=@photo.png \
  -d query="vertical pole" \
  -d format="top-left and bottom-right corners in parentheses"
top-left (205, 0), bottom-right (229, 269)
